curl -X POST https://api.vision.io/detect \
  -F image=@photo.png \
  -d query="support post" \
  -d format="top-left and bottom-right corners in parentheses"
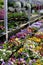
top-left (4, 0), bottom-right (8, 42)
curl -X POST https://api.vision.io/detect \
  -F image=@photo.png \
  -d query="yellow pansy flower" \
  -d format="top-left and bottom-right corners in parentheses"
top-left (32, 37), bottom-right (41, 43)
top-left (15, 38), bottom-right (21, 44)
top-left (18, 48), bottom-right (24, 52)
top-left (36, 63), bottom-right (41, 65)
top-left (36, 46), bottom-right (42, 51)
top-left (28, 38), bottom-right (33, 40)
top-left (28, 37), bottom-right (41, 43)
top-left (15, 38), bottom-right (19, 41)
top-left (36, 59), bottom-right (40, 63)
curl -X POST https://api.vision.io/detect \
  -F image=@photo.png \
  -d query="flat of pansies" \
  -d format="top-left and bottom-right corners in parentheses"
top-left (28, 37), bottom-right (41, 43)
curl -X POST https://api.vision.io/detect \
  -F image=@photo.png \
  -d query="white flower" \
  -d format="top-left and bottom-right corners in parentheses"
top-left (1, 58), bottom-right (3, 61)
top-left (3, 52), bottom-right (6, 56)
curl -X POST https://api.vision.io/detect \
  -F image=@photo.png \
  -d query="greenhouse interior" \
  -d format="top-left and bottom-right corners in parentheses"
top-left (0, 0), bottom-right (43, 65)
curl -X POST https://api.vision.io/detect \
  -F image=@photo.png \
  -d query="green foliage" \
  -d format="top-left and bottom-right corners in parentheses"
top-left (8, 12), bottom-right (27, 19)
top-left (0, 0), bottom-right (4, 8)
